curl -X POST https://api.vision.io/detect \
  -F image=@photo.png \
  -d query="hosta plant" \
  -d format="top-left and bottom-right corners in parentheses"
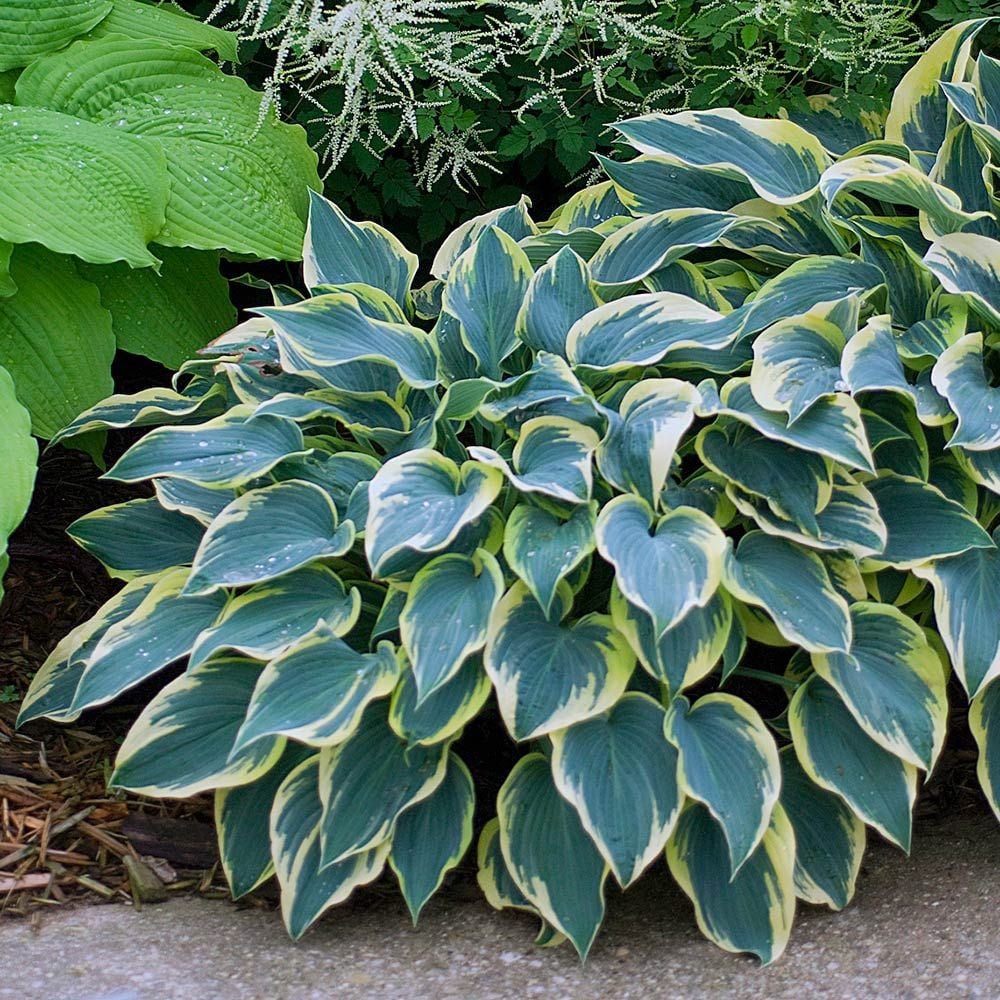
top-left (20, 19), bottom-right (1000, 963)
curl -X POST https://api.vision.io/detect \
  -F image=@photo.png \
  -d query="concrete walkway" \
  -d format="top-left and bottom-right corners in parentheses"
top-left (2, 812), bottom-right (998, 1000)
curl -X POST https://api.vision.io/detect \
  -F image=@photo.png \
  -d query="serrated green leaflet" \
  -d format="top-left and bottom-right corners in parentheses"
top-left (551, 694), bottom-right (680, 887)
top-left (790, 677), bottom-right (917, 851)
top-left (667, 802), bottom-right (796, 965)
top-left (498, 753), bottom-right (609, 958)
top-left (484, 582), bottom-right (634, 741)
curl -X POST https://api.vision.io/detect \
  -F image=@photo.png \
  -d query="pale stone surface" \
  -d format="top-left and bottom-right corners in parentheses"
top-left (2, 812), bottom-right (997, 1000)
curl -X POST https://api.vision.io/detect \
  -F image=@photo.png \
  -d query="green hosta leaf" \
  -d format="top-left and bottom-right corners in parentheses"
top-left (270, 755), bottom-right (390, 939)
top-left (77, 247), bottom-right (236, 369)
top-left (389, 653), bottom-right (491, 746)
top-left (912, 532), bottom-right (1000, 697)
top-left (923, 232), bottom-right (1000, 329)
top-left (515, 246), bottom-right (598, 357)
top-left (215, 743), bottom-right (313, 900)
top-left (0, 106), bottom-right (165, 268)
top-left (70, 567), bottom-right (226, 712)
top-left (969, 679), bottom-right (1000, 821)
top-left (18, 37), bottom-right (318, 260)
top-left (0, 0), bottom-right (112, 69)
top-left (812, 602), bottom-right (947, 770)
top-left (503, 502), bottom-right (596, 618)
top-left (442, 226), bottom-right (533, 379)
top-left (190, 565), bottom-right (359, 668)
top-left (68, 497), bottom-right (203, 579)
top-left (588, 209), bottom-right (750, 286)
top-left (722, 531), bottom-right (851, 653)
top-left (933, 333), bottom-right (1000, 450)
top-left (390, 752), bottom-right (475, 921)
top-left (89, 0), bottom-right (238, 60)
top-left (365, 450), bottom-right (503, 579)
top-left (0, 245), bottom-right (115, 438)
top-left (700, 378), bottom-right (875, 473)
top-left (597, 379), bottom-right (699, 506)
top-left (750, 314), bottom-right (845, 423)
top-left (665, 693), bottom-right (780, 873)
top-left (497, 753), bottom-right (609, 958)
top-left (596, 495), bottom-right (727, 637)
top-left (303, 191), bottom-right (417, 308)
top-left (17, 574), bottom-right (156, 726)
top-left (233, 633), bottom-right (399, 752)
top-left (469, 416), bottom-right (600, 504)
top-left (484, 582), bottom-right (634, 741)
top-left (183, 480), bottom-right (355, 595)
top-left (567, 292), bottom-right (741, 371)
top-left (551, 693), bottom-right (681, 888)
top-left (779, 748), bottom-right (864, 911)
top-left (106, 411), bottom-right (307, 487)
top-left (615, 110), bottom-right (829, 204)
top-left (111, 655), bottom-right (283, 797)
top-left (0, 363), bottom-right (36, 598)
top-left (399, 550), bottom-right (503, 701)
top-left (258, 292), bottom-right (437, 390)
top-left (885, 18), bottom-right (991, 163)
top-left (790, 676), bottom-right (917, 851)
top-left (611, 585), bottom-right (732, 696)
top-left (666, 802), bottom-right (795, 966)
top-left (318, 703), bottom-right (449, 867)
top-left (866, 472), bottom-right (993, 567)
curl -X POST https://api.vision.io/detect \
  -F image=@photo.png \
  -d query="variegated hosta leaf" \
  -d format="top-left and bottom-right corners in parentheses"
top-left (596, 495), bottom-right (727, 637)
top-left (67, 498), bottom-right (204, 579)
top-left (258, 292), bottom-right (437, 389)
top-left (610, 584), bottom-right (732, 696)
top-left (912, 532), bottom-right (1000, 697)
top-left (933, 333), bottom-right (1000, 450)
top-left (596, 379), bottom-right (700, 507)
top-left (70, 568), bottom-right (227, 712)
top-left (111, 656), bottom-right (284, 797)
top-left (790, 676), bottom-right (917, 851)
top-left (665, 693), bottom-right (780, 874)
top-left (566, 292), bottom-right (742, 371)
top-left (270, 755), bottom-right (390, 939)
top-left (484, 582), bottom-right (635, 741)
top-left (442, 225), bottom-right (533, 379)
top-left (614, 109), bottom-right (829, 205)
top-left (16, 575), bottom-right (158, 725)
top-left (497, 753), bottom-right (609, 958)
top-left (722, 194), bottom-right (849, 265)
top-left (183, 480), bottom-right (355, 595)
top-left (389, 752), bottom-right (475, 921)
top-left (552, 693), bottom-right (681, 888)
top-left (812, 602), bottom-right (947, 770)
top-left (588, 208), bottom-right (751, 286)
top-left (666, 802), bottom-right (796, 966)
top-left (389, 653), bottom-right (491, 746)
top-left (699, 378), bottom-right (875, 473)
top-left (866, 472), bottom-right (993, 568)
top-left (779, 748), bottom-right (864, 911)
top-left (477, 352), bottom-right (588, 425)
top-left (399, 550), bottom-right (503, 701)
top-left (515, 246), bottom-right (598, 357)
top-left (431, 197), bottom-right (537, 280)
top-left (216, 743), bottom-right (313, 900)
top-left (303, 191), bottom-right (417, 308)
top-left (503, 503), bottom-right (596, 618)
top-left (365, 449), bottom-right (503, 580)
top-left (105, 412), bottom-right (308, 487)
top-left (232, 633), bottom-right (400, 753)
top-left (969, 679), bottom-right (1000, 821)
top-left (189, 565), bottom-right (359, 668)
top-left (923, 232), bottom-right (1000, 329)
top-left (723, 531), bottom-right (851, 653)
top-left (317, 703), bottom-right (449, 868)
top-left (469, 416), bottom-right (600, 504)
top-left (854, 219), bottom-right (936, 329)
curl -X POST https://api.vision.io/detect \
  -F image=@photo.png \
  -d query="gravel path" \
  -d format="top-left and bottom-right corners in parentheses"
top-left (2, 812), bottom-right (997, 1000)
